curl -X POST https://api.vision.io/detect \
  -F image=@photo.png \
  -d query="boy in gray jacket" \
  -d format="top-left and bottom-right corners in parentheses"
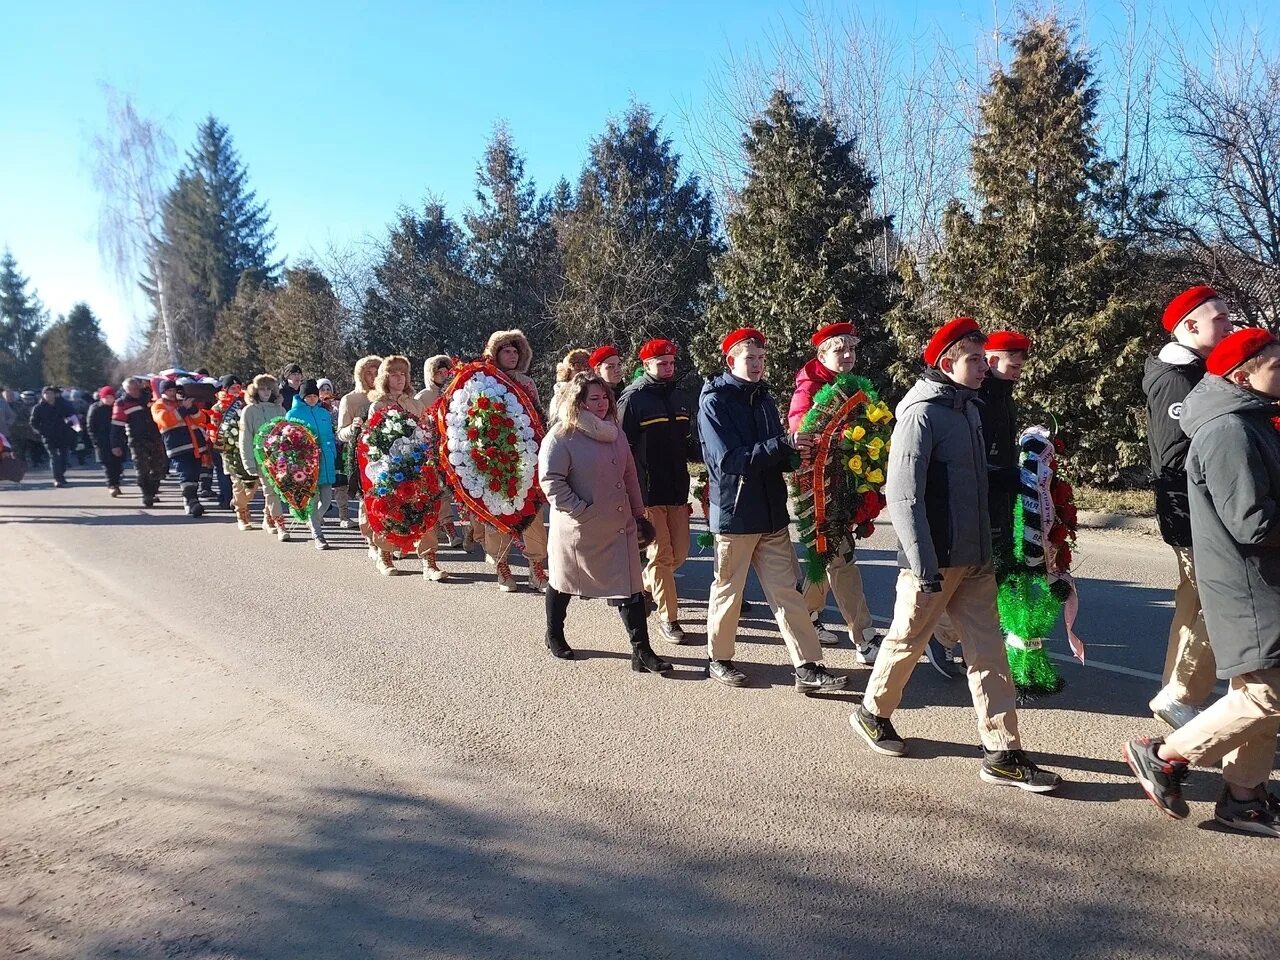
top-left (850, 317), bottom-right (1061, 792)
top-left (1125, 328), bottom-right (1280, 835)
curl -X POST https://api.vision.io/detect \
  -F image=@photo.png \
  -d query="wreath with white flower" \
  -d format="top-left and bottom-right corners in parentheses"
top-left (437, 361), bottom-right (545, 534)
top-left (356, 405), bottom-right (443, 551)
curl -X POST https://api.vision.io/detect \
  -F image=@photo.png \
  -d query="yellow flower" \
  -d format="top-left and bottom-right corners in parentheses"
top-left (878, 403), bottom-right (894, 424)
top-left (864, 468), bottom-right (884, 485)
top-left (866, 436), bottom-right (885, 461)
top-left (847, 455), bottom-right (864, 475)
top-left (865, 405), bottom-right (884, 424)
top-left (848, 424), bottom-right (866, 442)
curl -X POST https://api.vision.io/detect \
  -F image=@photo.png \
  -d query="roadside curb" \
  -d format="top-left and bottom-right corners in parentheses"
top-left (1077, 510), bottom-right (1159, 536)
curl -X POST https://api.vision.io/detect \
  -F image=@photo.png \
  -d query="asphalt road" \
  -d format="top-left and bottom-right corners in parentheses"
top-left (2, 460), bottom-right (1277, 960)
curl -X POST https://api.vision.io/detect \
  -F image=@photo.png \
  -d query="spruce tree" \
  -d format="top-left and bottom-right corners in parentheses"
top-left (39, 303), bottom-right (116, 389)
top-left (923, 15), bottom-right (1158, 482)
top-left (0, 250), bottom-right (49, 389)
top-left (556, 103), bottom-right (720, 370)
top-left (703, 89), bottom-right (893, 384)
top-left (256, 265), bottom-right (347, 381)
top-left (207, 269), bottom-right (271, 377)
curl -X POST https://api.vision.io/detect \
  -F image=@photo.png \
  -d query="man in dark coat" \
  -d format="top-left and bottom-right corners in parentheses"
top-left (1141, 286), bottom-right (1232, 730)
top-left (619, 338), bottom-right (701, 644)
top-left (111, 377), bottom-right (166, 507)
top-left (29, 386), bottom-right (78, 487)
top-left (86, 386), bottom-right (123, 495)
top-left (698, 327), bottom-right (845, 693)
top-left (1125, 328), bottom-right (1280, 836)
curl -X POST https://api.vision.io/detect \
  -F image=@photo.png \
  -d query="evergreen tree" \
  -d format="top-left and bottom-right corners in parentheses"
top-left (0, 250), bottom-right (49, 389)
top-left (465, 124), bottom-right (562, 374)
top-left (556, 104), bottom-right (720, 370)
top-left (207, 269), bottom-right (271, 377)
top-left (39, 303), bottom-right (116, 389)
top-left (703, 89), bottom-right (893, 384)
top-left (150, 117), bottom-right (279, 362)
top-left (257, 265), bottom-right (347, 381)
top-left (923, 15), bottom-right (1158, 482)
top-left (358, 201), bottom-right (475, 358)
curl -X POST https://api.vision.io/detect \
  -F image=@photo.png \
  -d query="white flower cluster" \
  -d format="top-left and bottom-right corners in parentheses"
top-left (444, 372), bottom-right (538, 517)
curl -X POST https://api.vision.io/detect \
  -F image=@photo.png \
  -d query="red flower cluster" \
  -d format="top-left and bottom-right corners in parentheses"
top-left (466, 399), bottom-right (525, 499)
top-left (1048, 473), bottom-right (1078, 572)
top-left (356, 406), bottom-right (444, 551)
top-left (851, 490), bottom-right (887, 525)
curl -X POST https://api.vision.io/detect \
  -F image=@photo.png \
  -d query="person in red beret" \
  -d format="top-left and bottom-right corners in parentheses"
top-left (617, 338), bottom-right (701, 643)
top-left (590, 344), bottom-right (625, 400)
top-left (1125, 327), bottom-right (1280, 835)
top-left (698, 327), bottom-right (846, 693)
top-left (786, 321), bottom-right (881, 663)
top-left (1142, 285), bottom-right (1232, 730)
top-left (86, 385), bottom-right (123, 496)
top-left (852, 316), bottom-right (1062, 793)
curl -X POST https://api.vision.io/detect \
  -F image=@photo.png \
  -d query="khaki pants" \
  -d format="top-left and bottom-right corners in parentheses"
top-left (1157, 546), bottom-right (1216, 707)
top-left (644, 504), bottom-right (691, 622)
top-left (416, 494), bottom-right (456, 556)
top-left (863, 566), bottom-right (1020, 751)
top-left (706, 530), bottom-right (823, 668)
top-left (231, 476), bottom-right (258, 522)
top-left (802, 543), bottom-right (872, 640)
top-left (481, 506), bottom-right (548, 566)
top-left (1166, 668), bottom-right (1280, 789)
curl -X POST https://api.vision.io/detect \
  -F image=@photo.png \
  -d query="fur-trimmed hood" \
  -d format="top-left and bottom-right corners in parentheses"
top-left (484, 329), bottom-right (532, 374)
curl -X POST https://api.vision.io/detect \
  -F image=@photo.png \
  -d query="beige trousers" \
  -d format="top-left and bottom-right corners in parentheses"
top-left (231, 476), bottom-right (259, 522)
top-left (415, 493), bottom-right (456, 556)
top-left (802, 543), bottom-right (872, 640)
top-left (863, 566), bottom-right (1021, 751)
top-left (1166, 668), bottom-right (1280, 789)
top-left (706, 530), bottom-right (823, 668)
top-left (481, 506), bottom-right (548, 566)
top-left (1157, 546), bottom-right (1217, 707)
top-left (644, 504), bottom-right (691, 622)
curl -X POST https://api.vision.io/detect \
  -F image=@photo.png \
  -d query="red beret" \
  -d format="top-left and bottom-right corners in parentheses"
top-left (638, 338), bottom-right (678, 361)
top-left (1163, 285), bottom-right (1222, 333)
top-left (1206, 327), bottom-right (1276, 377)
top-left (98, 385), bottom-right (116, 397)
top-left (588, 345), bottom-right (619, 367)
top-left (720, 327), bottom-right (766, 355)
top-left (984, 330), bottom-right (1031, 354)
top-left (810, 322), bottom-right (858, 348)
top-left (923, 316), bottom-right (983, 367)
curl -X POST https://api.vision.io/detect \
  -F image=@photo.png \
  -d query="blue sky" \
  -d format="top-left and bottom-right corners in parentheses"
top-left (0, 1), bottom-right (1266, 352)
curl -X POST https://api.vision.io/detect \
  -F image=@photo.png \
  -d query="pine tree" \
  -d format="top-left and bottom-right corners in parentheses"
top-left (925, 15), bottom-right (1159, 482)
top-left (257, 265), bottom-right (347, 381)
top-left (207, 269), bottom-right (271, 377)
top-left (38, 303), bottom-right (116, 389)
top-left (703, 89), bottom-right (893, 384)
top-left (556, 103), bottom-right (720, 369)
top-left (150, 117), bottom-right (279, 362)
top-left (0, 250), bottom-right (49, 389)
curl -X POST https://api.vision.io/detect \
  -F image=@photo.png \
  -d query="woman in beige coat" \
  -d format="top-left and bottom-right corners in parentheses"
top-left (415, 354), bottom-right (465, 551)
top-left (539, 373), bottom-right (669, 674)
top-left (337, 355), bottom-right (381, 539)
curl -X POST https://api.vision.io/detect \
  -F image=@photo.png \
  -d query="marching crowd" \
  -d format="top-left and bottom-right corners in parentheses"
top-left (3, 284), bottom-right (1278, 837)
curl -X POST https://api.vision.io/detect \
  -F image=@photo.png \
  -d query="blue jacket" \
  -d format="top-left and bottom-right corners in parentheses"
top-left (698, 372), bottom-right (796, 535)
top-left (286, 397), bottom-right (337, 486)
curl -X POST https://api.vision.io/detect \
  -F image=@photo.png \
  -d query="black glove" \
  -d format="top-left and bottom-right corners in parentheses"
top-left (635, 516), bottom-right (656, 550)
top-left (918, 576), bottom-right (944, 594)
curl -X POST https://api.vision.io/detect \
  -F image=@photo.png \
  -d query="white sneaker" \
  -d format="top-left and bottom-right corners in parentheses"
top-left (340, 518), bottom-right (357, 530)
top-left (368, 545), bottom-right (380, 562)
top-left (813, 620), bottom-right (841, 647)
top-left (1150, 688), bottom-right (1201, 730)
top-left (856, 629), bottom-right (883, 665)
top-left (276, 523), bottom-right (290, 543)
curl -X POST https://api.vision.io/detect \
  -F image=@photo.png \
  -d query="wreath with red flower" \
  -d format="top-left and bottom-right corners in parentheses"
top-left (356, 405), bottom-right (444, 552)
top-left (253, 417), bottom-right (321, 521)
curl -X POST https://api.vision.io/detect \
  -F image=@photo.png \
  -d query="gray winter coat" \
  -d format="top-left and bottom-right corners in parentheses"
top-left (238, 399), bottom-right (286, 478)
top-left (885, 374), bottom-right (991, 581)
top-left (1181, 375), bottom-right (1280, 677)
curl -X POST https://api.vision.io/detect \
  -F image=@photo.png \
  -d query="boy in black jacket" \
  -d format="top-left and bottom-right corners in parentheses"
top-left (1142, 286), bottom-right (1230, 730)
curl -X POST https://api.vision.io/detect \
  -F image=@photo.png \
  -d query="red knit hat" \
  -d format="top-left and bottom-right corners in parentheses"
top-left (984, 330), bottom-right (1031, 353)
top-left (810, 322), bottom-right (858, 348)
top-left (1162, 285), bottom-right (1221, 333)
top-left (922, 316), bottom-right (983, 367)
top-left (98, 385), bottom-right (116, 398)
top-left (720, 327), bottom-right (766, 355)
top-left (588, 345), bottom-right (620, 367)
top-left (638, 338), bottom-right (677, 361)
top-left (1206, 328), bottom-right (1276, 376)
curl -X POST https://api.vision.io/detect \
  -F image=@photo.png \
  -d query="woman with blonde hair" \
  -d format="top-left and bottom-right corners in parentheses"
top-left (238, 374), bottom-right (288, 539)
top-left (337, 355), bottom-right (382, 536)
top-left (539, 372), bottom-right (669, 673)
top-left (416, 355), bottom-right (465, 550)
top-left (548, 347), bottom-right (592, 424)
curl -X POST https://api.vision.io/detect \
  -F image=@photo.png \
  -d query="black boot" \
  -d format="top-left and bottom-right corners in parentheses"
top-left (183, 483), bottom-right (204, 517)
top-left (621, 596), bottom-right (670, 674)
top-left (544, 587), bottom-right (574, 660)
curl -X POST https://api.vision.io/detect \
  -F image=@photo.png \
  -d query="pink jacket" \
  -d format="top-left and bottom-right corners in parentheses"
top-left (787, 358), bottom-right (836, 431)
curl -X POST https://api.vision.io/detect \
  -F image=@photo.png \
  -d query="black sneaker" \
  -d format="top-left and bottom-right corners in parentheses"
top-left (794, 662), bottom-right (847, 694)
top-left (925, 637), bottom-right (960, 679)
top-left (980, 749), bottom-right (1062, 793)
top-left (707, 659), bottom-right (748, 687)
top-left (850, 705), bottom-right (907, 756)
top-left (1214, 785), bottom-right (1280, 837)
top-left (1122, 737), bottom-right (1189, 819)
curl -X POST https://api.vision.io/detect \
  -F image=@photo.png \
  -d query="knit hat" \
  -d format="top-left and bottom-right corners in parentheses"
top-left (589, 345), bottom-right (619, 367)
top-left (923, 317), bottom-right (983, 367)
top-left (157, 379), bottom-right (177, 394)
top-left (317, 378), bottom-right (334, 392)
top-left (300, 378), bottom-right (320, 399)
top-left (98, 385), bottom-right (116, 399)
top-left (810, 322), bottom-right (858, 348)
top-left (638, 338), bottom-right (677, 361)
top-left (218, 374), bottom-right (243, 389)
top-left (720, 328), bottom-right (766, 355)
top-left (1162, 286), bottom-right (1222, 333)
top-left (984, 330), bottom-right (1031, 354)
top-left (1206, 328), bottom-right (1276, 377)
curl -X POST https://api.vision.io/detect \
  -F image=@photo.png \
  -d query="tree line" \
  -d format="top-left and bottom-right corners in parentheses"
top-left (3, 10), bottom-right (1277, 484)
